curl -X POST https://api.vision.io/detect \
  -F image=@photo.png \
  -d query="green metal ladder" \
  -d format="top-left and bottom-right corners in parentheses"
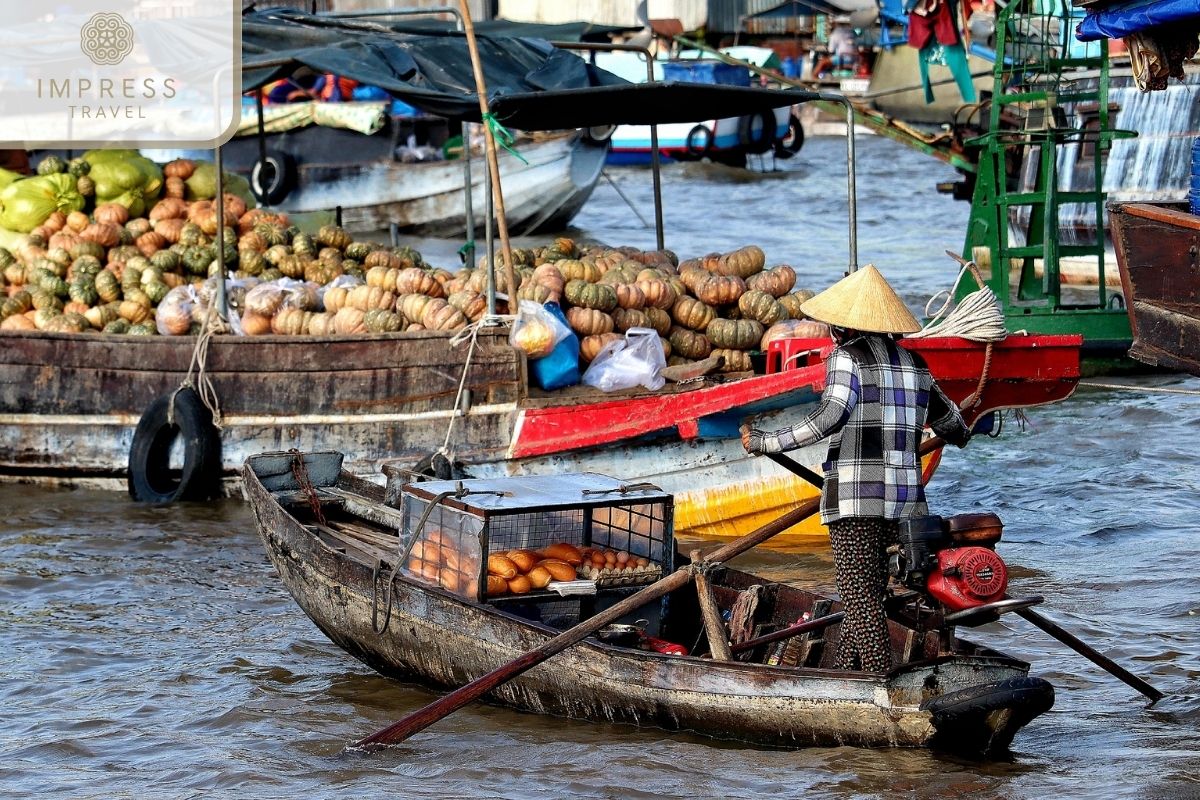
top-left (959, 0), bottom-right (1137, 362)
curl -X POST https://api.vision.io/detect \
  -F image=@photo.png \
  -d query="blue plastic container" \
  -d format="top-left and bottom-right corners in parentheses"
top-left (528, 303), bottom-right (580, 391)
top-left (661, 60), bottom-right (751, 87)
top-left (1191, 137), bottom-right (1200, 214)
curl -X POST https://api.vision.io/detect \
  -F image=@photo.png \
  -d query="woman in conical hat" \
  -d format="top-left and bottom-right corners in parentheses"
top-left (741, 264), bottom-right (971, 673)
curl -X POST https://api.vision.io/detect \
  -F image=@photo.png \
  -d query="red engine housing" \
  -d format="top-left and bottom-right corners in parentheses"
top-left (925, 546), bottom-right (1008, 611)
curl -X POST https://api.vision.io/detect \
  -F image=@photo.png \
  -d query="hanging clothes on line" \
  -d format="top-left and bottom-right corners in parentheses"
top-left (908, 0), bottom-right (978, 104)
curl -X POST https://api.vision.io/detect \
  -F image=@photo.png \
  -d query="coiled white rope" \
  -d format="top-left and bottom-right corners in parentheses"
top-left (908, 258), bottom-right (1007, 343)
top-left (908, 253), bottom-right (1010, 409)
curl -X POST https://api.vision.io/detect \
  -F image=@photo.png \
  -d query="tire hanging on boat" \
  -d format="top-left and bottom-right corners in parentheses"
top-left (250, 149), bottom-right (297, 206)
top-left (585, 124), bottom-right (617, 144)
top-left (738, 110), bottom-right (777, 155)
top-left (685, 124), bottom-right (713, 158)
top-left (127, 387), bottom-right (222, 503)
top-left (921, 676), bottom-right (1055, 752)
top-left (774, 115), bottom-right (805, 159)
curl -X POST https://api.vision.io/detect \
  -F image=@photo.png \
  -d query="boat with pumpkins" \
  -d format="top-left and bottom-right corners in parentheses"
top-left (0, 227), bottom-right (1080, 543)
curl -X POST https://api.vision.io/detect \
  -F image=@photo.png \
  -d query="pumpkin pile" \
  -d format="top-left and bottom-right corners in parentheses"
top-left (0, 154), bottom-right (828, 366)
top-left (0, 153), bottom-right (467, 336)
top-left (486, 240), bottom-right (826, 372)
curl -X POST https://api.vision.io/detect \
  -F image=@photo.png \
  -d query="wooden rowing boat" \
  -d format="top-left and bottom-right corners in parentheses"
top-left (0, 329), bottom-right (1079, 542)
top-left (1110, 201), bottom-right (1200, 377)
top-left (242, 450), bottom-right (1055, 754)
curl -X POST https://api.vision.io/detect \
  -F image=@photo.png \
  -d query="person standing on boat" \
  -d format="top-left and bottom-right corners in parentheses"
top-left (740, 265), bottom-right (971, 673)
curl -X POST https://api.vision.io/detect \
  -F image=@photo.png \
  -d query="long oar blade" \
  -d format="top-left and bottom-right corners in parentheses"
top-left (1016, 607), bottom-right (1164, 703)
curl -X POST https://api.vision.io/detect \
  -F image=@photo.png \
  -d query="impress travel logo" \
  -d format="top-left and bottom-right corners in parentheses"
top-left (80, 12), bottom-right (136, 66)
top-left (1, 3), bottom-right (241, 147)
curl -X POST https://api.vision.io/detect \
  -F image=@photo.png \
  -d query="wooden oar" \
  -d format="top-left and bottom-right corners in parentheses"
top-left (759, 435), bottom-right (947, 491)
top-left (351, 495), bottom-right (823, 751)
top-left (1015, 607), bottom-right (1164, 702)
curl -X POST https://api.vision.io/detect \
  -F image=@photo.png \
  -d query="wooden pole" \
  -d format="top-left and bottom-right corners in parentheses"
top-left (691, 549), bottom-right (733, 661)
top-left (1015, 608), bottom-right (1163, 702)
top-left (458, 0), bottom-right (517, 310)
top-left (351, 494), bottom-right (823, 751)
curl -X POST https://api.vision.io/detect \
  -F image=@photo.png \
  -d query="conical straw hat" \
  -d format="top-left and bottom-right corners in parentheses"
top-left (799, 264), bottom-right (921, 334)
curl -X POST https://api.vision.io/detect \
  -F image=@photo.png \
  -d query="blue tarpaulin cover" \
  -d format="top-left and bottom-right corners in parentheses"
top-left (1076, 0), bottom-right (1200, 41)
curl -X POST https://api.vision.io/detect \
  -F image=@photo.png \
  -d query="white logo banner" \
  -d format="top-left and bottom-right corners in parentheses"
top-left (0, 2), bottom-right (241, 147)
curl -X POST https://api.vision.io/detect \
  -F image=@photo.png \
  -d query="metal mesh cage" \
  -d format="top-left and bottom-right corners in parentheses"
top-left (399, 496), bottom-right (485, 598)
top-left (398, 474), bottom-right (674, 604)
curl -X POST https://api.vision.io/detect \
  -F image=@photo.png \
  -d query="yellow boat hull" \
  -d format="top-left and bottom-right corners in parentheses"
top-left (674, 450), bottom-right (943, 543)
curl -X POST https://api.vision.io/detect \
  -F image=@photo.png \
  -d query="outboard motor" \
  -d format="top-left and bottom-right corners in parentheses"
top-left (891, 513), bottom-right (1008, 613)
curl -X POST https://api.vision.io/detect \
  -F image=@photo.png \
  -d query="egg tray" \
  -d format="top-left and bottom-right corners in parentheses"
top-left (581, 563), bottom-right (663, 588)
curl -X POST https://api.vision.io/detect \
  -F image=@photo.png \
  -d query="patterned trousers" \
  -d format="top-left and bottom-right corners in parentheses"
top-left (827, 517), bottom-right (898, 673)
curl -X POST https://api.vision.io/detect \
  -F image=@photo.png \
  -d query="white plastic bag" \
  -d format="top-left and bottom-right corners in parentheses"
top-left (581, 327), bottom-right (666, 392)
top-left (510, 299), bottom-right (571, 359)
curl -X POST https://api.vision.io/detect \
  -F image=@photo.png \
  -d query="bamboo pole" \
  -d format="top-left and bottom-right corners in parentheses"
top-left (458, 0), bottom-right (517, 311)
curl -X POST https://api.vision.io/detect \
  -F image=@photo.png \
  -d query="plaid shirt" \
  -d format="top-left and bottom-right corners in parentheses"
top-left (747, 335), bottom-right (969, 523)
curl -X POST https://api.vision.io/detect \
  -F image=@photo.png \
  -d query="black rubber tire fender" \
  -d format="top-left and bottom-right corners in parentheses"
top-left (685, 124), bottom-right (714, 158)
top-left (922, 676), bottom-right (1055, 725)
top-left (250, 149), bottom-right (297, 206)
top-left (127, 387), bottom-right (222, 503)
top-left (738, 110), bottom-right (777, 155)
top-left (774, 114), bottom-right (806, 159)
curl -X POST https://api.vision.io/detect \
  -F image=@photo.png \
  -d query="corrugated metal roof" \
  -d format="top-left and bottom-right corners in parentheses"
top-left (331, 0), bottom-right (489, 16)
top-left (706, 0), bottom-right (743, 33)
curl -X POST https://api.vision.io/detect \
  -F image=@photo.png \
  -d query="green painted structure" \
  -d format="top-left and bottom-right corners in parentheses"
top-left (958, 0), bottom-right (1138, 373)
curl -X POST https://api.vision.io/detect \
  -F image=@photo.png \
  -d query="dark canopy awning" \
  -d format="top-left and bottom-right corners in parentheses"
top-left (242, 8), bottom-right (816, 130)
top-left (326, 16), bottom-right (634, 42)
top-left (746, 0), bottom-right (875, 19)
top-left (488, 83), bottom-right (815, 130)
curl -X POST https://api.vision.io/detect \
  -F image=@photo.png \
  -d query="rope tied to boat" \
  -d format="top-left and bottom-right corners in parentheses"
top-left (168, 296), bottom-right (227, 430)
top-left (439, 314), bottom-right (515, 458)
top-left (481, 112), bottom-right (529, 165)
top-left (370, 559), bottom-right (401, 635)
top-left (909, 251), bottom-right (1008, 408)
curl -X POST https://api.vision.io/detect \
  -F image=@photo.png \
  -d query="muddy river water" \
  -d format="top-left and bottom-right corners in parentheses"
top-left (2, 137), bottom-right (1199, 799)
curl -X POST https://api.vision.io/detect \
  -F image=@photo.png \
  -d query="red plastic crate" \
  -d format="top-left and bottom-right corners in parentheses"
top-left (766, 337), bottom-right (834, 373)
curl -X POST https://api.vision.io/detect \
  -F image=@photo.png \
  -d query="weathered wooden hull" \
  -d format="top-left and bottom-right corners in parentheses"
top-left (0, 328), bottom-right (524, 481)
top-left (1111, 202), bottom-right (1200, 376)
top-left (243, 458), bottom-right (1051, 753)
